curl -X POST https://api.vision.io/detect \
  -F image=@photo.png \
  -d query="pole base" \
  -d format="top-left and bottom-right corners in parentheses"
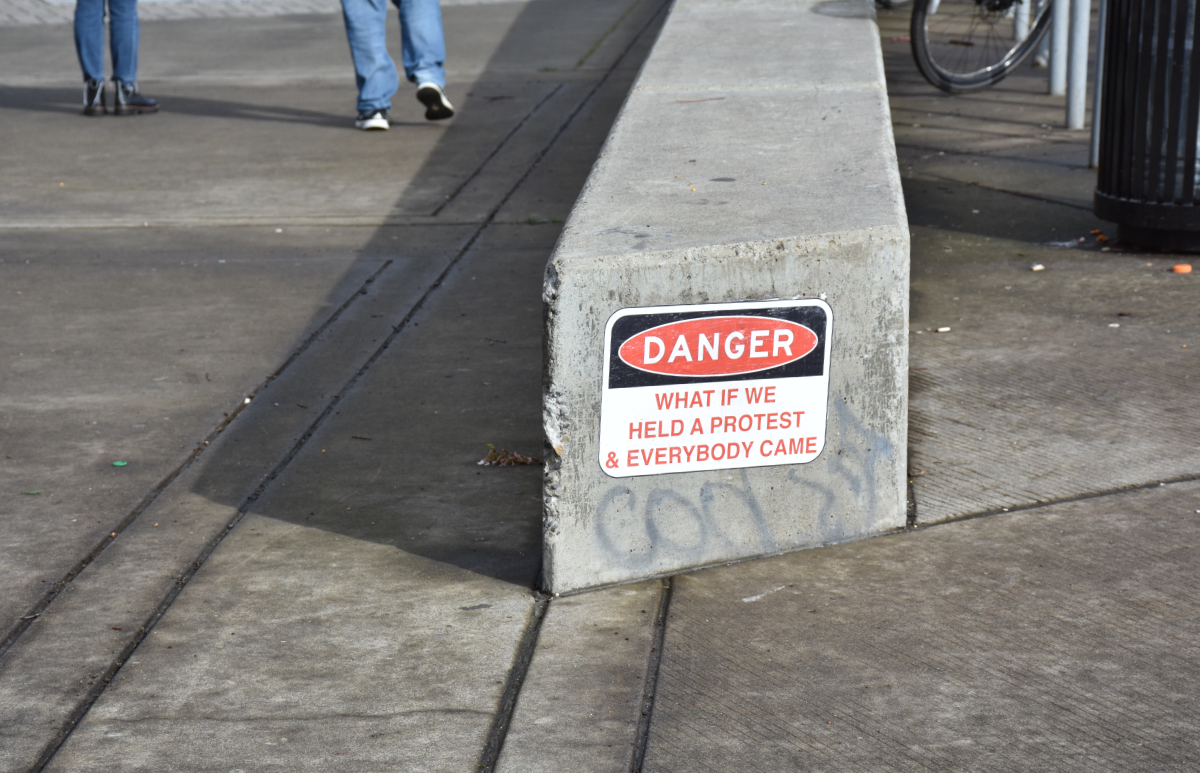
top-left (1117, 224), bottom-right (1200, 253)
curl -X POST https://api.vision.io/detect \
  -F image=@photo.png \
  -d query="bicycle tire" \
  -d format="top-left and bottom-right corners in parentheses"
top-left (910, 0), bottom-right (1052, 93)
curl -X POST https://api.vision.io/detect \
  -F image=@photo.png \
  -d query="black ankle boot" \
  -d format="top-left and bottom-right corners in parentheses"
top-left (113, 81), bottom-right (158, 115)
top-left (83, 78), bottom-right (106, 116)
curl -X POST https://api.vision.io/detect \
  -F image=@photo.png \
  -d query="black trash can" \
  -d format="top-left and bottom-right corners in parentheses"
top-left (1095, 0), bottom-right (1200, 251)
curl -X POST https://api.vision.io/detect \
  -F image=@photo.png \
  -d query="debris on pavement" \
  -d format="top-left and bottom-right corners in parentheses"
top-left (112, 461), bottom-right (128, 467)
top-left (936, 327), bottom-right (951, 333)
top-left (24, 490), bottom-right (41, 495)
top-left (1173, 264), bottom-right (1192, 274)
top-left (478, 443), bottom-right (540, 466)
top-left (1031, 264), bottom-right (1045, 271)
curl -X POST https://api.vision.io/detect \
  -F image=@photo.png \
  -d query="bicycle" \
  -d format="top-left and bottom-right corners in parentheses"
top-left (908, 0), bottom-right (1053, 92)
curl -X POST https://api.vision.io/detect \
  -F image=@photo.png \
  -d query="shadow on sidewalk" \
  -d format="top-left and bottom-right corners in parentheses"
top-left (0, 84), bottom-right (431, 128)
top-left (178, 0), bottom-right (663, 587)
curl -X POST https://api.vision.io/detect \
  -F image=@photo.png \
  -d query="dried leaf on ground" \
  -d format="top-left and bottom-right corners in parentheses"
top-left (477, 443), bottom-right (540, 466)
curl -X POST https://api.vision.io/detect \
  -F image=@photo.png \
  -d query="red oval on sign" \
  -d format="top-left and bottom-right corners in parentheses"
top-left (618, 316), bottom-right (818, 377)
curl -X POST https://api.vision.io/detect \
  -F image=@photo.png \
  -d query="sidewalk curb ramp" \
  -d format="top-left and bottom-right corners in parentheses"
top-left (541, 0), bottom-right (910, 594)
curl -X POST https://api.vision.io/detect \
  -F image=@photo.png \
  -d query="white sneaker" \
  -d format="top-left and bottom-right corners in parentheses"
top-left (355, 109), bottom-right (389, 131)
top-left (416, 83), bottom-right (454, 121)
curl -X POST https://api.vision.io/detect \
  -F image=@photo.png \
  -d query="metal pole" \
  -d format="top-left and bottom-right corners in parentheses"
top-left (1066, 0), bottom-right (1090, 128)
top-left (1050, 0), bottom-right (1070, 94)
top-left (1015, 0), bottom-right (1031, 42)
top-left (1035, 0), bottom-right (1051, 67)
top-left (1090, 0), bottom-right (1109, 166)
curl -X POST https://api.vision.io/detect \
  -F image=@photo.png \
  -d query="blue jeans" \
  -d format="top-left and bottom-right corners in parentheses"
top-left (74, 0), bottom-right (139, 84)
top-left (340, 0), bottom-right (446, 113)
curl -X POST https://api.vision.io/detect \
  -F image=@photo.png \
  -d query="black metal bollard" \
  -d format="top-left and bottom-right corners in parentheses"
top-left (1094, 0), bottom-right (1200, 251)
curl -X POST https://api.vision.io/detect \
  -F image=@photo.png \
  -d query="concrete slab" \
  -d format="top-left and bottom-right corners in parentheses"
top-left (542, 0), bottom-right (909, 593)
top-left (0, 13), bottom-right (351, 86)
top-left (37, 220), bottom-right (554, 772)
top-left (41, 514), bottom-right (537, 773)
top-left (907, 218), bottom-right (1200, 523)
top-left (496, 581), bottom-right (661, 773)
top-left (0, 1), bottom-right (610, 86)
top-left (643, 480), bottom-right (1200, 771)
top-left (0, 227), bottom-right (405, 637)
top-left (0, 80), bottom-right (544, 226)
top-left (0, 224), bottom-right (477, 771)
top-left (872, 10), bottom-right (1200, 524)
top-left (0, 1), bottom-right (650, 227)
top-left (0, 0), bottom-right (335, 26)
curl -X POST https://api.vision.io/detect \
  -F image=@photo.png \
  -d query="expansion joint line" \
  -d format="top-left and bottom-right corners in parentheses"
top-left (430, 84), bottom-right (565, 217)
top-left (28, 0), bottom-right (673, 767)
top-left (916, 471), bottom-right (1200, 530)
top-left (631, 577), bottom-right (673, 773)
top-left (908, 170), bottom-right (1094, 212)
top-left (907, 450), bottom-right (919, 527)
top-left (576, 0), bottom-right (642, 69)
top-left (476, 594), bottom-right (551, 772)
top-left (0, 259), bottom-right (394, 664)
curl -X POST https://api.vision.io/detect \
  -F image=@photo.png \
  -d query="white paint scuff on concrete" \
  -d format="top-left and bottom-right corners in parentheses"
top-left (742, 586), bottom-right (786, 603)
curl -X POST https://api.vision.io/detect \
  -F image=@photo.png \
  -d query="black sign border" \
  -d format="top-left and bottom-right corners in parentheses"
top-left (606, 303), bottom-right (829, 390)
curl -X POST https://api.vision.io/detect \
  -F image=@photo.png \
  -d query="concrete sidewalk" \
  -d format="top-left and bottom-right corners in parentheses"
top-left (2, 0), bottom-right (1198, 771)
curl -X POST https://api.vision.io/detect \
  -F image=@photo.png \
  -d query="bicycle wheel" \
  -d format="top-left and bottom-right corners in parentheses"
top-left (911, 0), bottom-right (1052, 93)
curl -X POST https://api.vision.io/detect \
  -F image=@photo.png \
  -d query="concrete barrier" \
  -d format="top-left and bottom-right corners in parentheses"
top-left (542, 0), bottom-right (909, 594)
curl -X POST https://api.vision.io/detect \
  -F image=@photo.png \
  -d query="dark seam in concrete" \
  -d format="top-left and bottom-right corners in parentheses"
top-left (430, 83), bottom-right (565, 217)
top-left (576, 0), bottom-right (641, 69)
top-left (543, 525), bottom-right (908, 598)
top-left (907, 171), bottom-right (1094, 212)
top-left (0, 220), bottom-right (484, 230)
top-left (480, 3), bottom-right (673, 765)
top-left (28, 1), bottom-right (672, 763)
top-left (631, 577), bottom-right (672, 773)
top-left (907, 435), bottom-right (918, 527)
top-left (475, 595), bottom-right (550, 772)
top-left (912, 471), bottom-right (1200, 530)
top-left (95, 708), bottom-right (495, 724)
top-left (0, 259), bottom-right (394, 663)
top-left (893, 141), bottom-right (1086, 171)
top-left (541, 476), bottom-right (1200, 600)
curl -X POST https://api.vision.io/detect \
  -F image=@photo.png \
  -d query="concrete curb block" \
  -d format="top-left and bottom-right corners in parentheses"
top-left (542, 0), bottom-right (909, 594)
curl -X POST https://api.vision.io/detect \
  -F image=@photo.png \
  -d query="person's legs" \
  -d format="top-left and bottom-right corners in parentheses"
top-left (74, 0), bottom-right (106, 83)
top-left (396, 0), bottom-right (445, 87)
top-left (107, 0), bottom-right (139, 85)
top-left (341, 0), bottom-right (399, 114)
top-left (397, 0), bottom-right (452, 119)
top-left (104, 0), bottom-right (157, 115)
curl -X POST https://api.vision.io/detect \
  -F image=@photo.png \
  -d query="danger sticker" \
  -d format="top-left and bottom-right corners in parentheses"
top-left (599, 299), bottom-right (832, 477)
